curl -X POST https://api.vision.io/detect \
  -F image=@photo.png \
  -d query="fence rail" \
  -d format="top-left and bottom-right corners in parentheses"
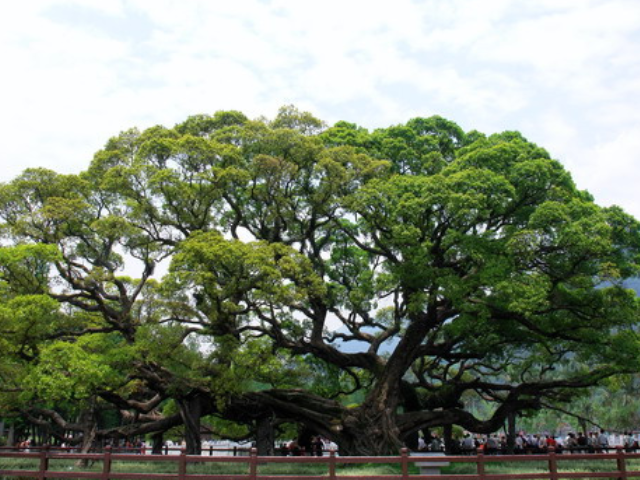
top-left (2, 446), bottom-right (640, 480)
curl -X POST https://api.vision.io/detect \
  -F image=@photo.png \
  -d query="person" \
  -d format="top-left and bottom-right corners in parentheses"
top-left (417, 436), bottom-right (427, 452)
top-left (499, 435), bottom-right (507, 453)
top-left (429, 434), bottom-right (443, 452)
top-left (288, 440), bottom-right (301, 456)
top-left (514, 434), bottom-right (524, 454)
top-left (461, 433), bottom-right (474, 455)
top-left (486, 434), bottom-right (498, 455)
top-left (280, 442), bottom-right (289, 456)
top-left (587, 432), bottom-right (597, 453)
top-left (311, 436), bottom-right (324, 456)
top-left (545, 434), bottom-right (557, 452)
top-left (565, 433), bottom-right (578, 452)
top-left (597, 429), bottom-right (609, 452)
top-left (576, 432), bottom-right (588, 453)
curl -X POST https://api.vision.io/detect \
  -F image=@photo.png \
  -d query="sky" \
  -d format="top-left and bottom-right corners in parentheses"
top-left (1, 0), bottom-right (640, 218)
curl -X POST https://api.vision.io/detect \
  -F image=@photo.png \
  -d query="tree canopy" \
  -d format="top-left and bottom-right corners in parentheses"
top-left (1, 106), bottom-right (640, 455)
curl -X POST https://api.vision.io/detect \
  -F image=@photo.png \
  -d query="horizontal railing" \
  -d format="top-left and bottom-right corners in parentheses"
top-left (2, 446), bottom-right (640, 480)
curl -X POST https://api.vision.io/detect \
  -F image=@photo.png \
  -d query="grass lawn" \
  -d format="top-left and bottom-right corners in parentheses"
top-left (3, 454), bottom-right (640, 479)
top-left (442, 456), bottom-right (640, 478)
top-left (1, 455), bottom-right (414, 478)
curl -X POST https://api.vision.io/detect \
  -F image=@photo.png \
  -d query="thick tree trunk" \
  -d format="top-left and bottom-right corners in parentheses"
top-left (80, 425), bottom-right (96, 453)
top-left (443, 424), bottom-right (454, 454)
top-left (335, 405), bottom-right (402, 456)
top-left (330, 355), bottom-right (409, 456)
top-left (506, 412), bottom-right (516, 454)
top-left (256, 416), bottom-right (275, 456)
top-left (240, 381), bottom-right (408, 456)
top-left (403, 431), bottom-right (419, 451)
top-left (177, 395), bottom-right (202, 455)
top-left (75, 423), bottom-right (97, 467)
top-left (329, 309), bottom-right (434, 456)
top-left (151, 431), bottom-right (164, 455)
top-left (69, 403), bottom-right (99, 467)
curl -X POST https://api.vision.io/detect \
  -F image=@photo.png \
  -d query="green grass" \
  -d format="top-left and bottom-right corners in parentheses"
top-left (4, 455), bottom-right (640, 479)
top-left (443, 456), bottom-right (640, 478)
top-left (1, 456), bottom-right (414, 479)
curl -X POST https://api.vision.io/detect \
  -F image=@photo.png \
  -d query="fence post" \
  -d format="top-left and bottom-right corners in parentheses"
top-left (328, 449), bottom-right (337, 480)
top-left (38, 445), bottom-right (50, 480)
top-left (548, 446), bottom-right (558, 480)
top-left (477, 447), bottom-right (486, 480)
top-left (102, 446), bottom-right (112, 480)
top-left (249, 448), bottom-right (258, 480)
top-left (616, 446), bottom-right (628, 480)
top-left (209, 445), bottom-right (213, 456)
top-left (400, 447), bottom-right (409, 480)
top-left (178, 448), bottom-right (187, 480)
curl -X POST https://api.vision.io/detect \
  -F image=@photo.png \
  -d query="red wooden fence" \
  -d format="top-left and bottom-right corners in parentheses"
top-left (2, 446), bottom-right (640, 480)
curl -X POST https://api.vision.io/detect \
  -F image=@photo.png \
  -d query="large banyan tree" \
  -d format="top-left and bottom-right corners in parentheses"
top-left (1, 106), bottom-right (640, 455)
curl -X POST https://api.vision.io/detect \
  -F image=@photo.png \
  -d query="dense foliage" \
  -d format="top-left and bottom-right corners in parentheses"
top-left (1, 106), bottom-right (640, 455)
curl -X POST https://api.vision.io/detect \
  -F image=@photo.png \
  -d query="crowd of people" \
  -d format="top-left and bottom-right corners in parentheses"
top-left (280, 436), bottom-right (334, 456)
top-left (419, 429), bottom-right (640, 455)
top-left (275, 430), bottom-right (640, 457)
top-left (10, 430), bottom-right (640, 457)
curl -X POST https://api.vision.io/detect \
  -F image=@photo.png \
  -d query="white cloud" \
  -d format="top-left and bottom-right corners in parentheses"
top-left (576, 130), bottom-right (640, 217)
top-left (0, 0), bottom-right (639, 225)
